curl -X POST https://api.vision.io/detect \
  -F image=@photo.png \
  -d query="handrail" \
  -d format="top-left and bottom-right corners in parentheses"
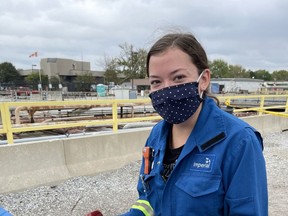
top-left (0, 99), bottom-right (161, 144)
top-left (0, 95), bottom-right (287, 144)
top-left (220, 94), bottom-right (288, 116)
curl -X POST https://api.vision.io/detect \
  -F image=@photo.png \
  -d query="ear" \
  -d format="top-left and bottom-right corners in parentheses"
top-left (199, 69), bottom-right (211, 91)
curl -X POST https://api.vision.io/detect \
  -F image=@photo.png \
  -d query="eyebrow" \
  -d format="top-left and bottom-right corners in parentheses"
top-left (149, 68), bottom-right (186, 79)
top-left (149, 75), bottom-right (160, 79)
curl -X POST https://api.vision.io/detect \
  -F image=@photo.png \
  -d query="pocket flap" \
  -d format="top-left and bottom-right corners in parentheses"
top-left (176, 173), bottom-right (221, 197)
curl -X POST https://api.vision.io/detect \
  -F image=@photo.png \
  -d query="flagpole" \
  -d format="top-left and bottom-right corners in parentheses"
top-left (36, 52), bottom-right (43, 100)
top-left (29, 51), bottom-right (44, 100)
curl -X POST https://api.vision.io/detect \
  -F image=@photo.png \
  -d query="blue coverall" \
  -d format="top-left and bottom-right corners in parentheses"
top-left (0, 207), bottom-right (12, 216)
top-left (121, 97), bottom-right (268, 216)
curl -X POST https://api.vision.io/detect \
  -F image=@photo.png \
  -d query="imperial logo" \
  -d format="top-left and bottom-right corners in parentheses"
top-left (191, 154), bottom-right (215, 172)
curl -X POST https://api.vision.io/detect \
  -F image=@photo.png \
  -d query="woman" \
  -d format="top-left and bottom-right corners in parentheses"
top-left (121, 33), bottom-right (268, 216)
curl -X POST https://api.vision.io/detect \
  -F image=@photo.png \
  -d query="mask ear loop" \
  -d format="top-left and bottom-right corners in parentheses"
top-left (197, 70), bottom-right (206, 99)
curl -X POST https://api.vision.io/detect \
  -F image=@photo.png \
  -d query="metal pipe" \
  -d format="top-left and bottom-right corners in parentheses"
top-left (14, 104), bottom-right (112, 124)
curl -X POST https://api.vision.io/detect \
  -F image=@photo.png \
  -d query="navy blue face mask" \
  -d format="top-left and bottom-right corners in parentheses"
top-left (149, 75), bottom-right (204, 124)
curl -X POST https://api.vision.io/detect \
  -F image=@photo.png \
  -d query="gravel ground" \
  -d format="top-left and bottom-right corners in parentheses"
top-left (0, 131), bottom-right (288, 216)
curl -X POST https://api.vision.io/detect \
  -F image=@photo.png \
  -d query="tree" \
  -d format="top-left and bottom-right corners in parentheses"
top-left (253, 70), bottom-right (272, 81)
top-left (135, 48), bottom-right (148, 78)
top-left (209, 59), bottom-right (229, 78)
top-left (75, 72), bottom-right (94, 91)
top-left (49, 76), bottom-right (61, 90)
top-left (116, 43), bottom-right (147, 82)
top-left (247, 70), bottom-right (255, 79)
top-left (104, 58), bottom-right (120, 85)
top-left (0, 62), bottom-right (22, 87)
top-left (271, 70), bottom-right (288, 81)
top-left (100, 43), bottom-right (148, 88)
top-left (25, 72), bottom-right (49, 90)
top-left (228, 64), bottom-right (248, 78)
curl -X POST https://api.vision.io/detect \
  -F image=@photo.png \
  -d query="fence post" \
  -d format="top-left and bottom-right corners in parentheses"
top-left (224, 98), bottom-right (231, 106)
top-left (112, 101), bottom-right (118, 132)
top-left (259, 96), bottom-right (265, 116)
top-left (0, 103), bottom-right (14, 144)
top-left (285, 96), bottom-right (288, 113)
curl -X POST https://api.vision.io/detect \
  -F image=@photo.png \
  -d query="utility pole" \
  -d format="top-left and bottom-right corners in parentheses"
top-left (131, 51), bottom-right (138, 90)
top-left (32, 64), bottom-right (43, 99)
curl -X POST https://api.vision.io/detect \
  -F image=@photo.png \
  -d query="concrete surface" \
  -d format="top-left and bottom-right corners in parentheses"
top-left (0, 129), bottom-right (150, 193)
top-left (0, 115), bottom-right (287, 194)
top-left (0, 131), bottom-right (287, 216)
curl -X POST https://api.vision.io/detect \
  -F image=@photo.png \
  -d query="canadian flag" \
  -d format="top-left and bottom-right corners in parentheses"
top-left (29, 51), bottom-right (38, 58)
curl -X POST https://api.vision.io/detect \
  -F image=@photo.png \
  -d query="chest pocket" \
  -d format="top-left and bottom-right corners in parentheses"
top-left (175, 172), bottom-right (221, 197)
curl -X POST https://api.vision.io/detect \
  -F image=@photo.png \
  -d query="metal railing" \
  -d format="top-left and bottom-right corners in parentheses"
top-left (0, 95), bottom-right (287, 144)
top-left (219, 94), bottom-right (288, 117)
top-left (0, 99), bottom-right (161, 144)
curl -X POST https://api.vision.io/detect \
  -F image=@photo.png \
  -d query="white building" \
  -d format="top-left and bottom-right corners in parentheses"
top-left (211, 78), bottom-right (264, 94)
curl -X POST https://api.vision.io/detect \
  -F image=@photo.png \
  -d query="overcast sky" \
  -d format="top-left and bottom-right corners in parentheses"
top-left (1, 0), bottom-right (287, 72)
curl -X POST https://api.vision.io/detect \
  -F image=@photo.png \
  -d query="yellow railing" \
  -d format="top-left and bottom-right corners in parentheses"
top-left (219, 94), bottom-right (288, 117)
top-left (0, 95), bottom-right (287, 144)
top-left (0, 99), bottom-right (161, 144)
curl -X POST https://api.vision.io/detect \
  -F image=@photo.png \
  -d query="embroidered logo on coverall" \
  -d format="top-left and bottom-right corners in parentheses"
top-left (191, 154), bottom-right (215, 172)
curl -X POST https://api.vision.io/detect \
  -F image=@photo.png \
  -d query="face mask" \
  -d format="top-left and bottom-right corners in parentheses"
top-left (149, 73), bottom-right (204, 124)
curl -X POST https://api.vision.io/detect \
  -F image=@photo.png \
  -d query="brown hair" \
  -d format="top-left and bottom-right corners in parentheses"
top-left (146, 33), bottom-right (219, 103)
top-left (146, 33), bottom-right (208, 76)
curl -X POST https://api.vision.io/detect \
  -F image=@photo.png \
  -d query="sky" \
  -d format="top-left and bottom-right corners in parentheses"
top-left (1, 0), bottom-right (287, 73)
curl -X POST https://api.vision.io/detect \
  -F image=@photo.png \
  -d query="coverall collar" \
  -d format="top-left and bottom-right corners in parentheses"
top-left (157, 97), bottom-right (227, 159)
top-left (176, 97), bottom-right (227, 163)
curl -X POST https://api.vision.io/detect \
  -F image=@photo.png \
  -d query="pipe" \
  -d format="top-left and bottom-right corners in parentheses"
top-left (14, 104), bottom-right (112, 124)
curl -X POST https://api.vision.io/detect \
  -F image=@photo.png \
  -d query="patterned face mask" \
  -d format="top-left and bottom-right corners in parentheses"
top-left (149, 74), bottom-right (204, 124)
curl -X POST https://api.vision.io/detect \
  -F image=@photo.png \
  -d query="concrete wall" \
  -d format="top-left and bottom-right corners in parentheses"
top-left (242, 115), bottom-right (288, 135)
top-left (40, 58), bottom-right (90, 78)
top-left (0, 115), bottom-right (287, 194)
top-left (0, 129), bottom-right (150, 194)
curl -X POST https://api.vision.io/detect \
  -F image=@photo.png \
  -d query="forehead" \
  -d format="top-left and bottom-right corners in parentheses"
top-left (148, 48), bottom-right (197, 75)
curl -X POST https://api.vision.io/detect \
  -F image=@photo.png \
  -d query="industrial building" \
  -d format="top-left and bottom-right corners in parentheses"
top-left (18, 58), bottom-right (105, 91)
top-left (20, 58), bottom-right (287, 95)
top-left (210, 78), bottom-right (264, 94)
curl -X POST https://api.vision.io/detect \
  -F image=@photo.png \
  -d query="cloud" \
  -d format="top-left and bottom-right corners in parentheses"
top-left (0, 0), bottom-right (287, 72)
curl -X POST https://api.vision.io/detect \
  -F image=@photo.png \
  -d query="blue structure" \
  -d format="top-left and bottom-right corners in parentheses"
top-left (96, 84), bottom-right (106, 97)
top-left (211, 83), bottom-right (220, 94)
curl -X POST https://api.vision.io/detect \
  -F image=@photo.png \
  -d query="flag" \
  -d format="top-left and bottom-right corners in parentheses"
top-left (29, 51), bottom-right (38, 58)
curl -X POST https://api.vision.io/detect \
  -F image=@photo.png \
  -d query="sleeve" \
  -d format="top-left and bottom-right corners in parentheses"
top-left (119, 200), bottom-right (153, 216)
top-left (119, 160), bottom-right (154, 216)
top-left (0, 207), bottom-right (12, 216)
top-left (223, 128), bottom-right (268, 216)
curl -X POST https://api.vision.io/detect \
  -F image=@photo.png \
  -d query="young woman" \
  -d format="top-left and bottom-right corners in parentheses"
top-left (121, 33), bottom-right (268, 216)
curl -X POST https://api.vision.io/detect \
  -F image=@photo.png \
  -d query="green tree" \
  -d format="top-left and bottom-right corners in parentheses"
top-left (25, 72), bottom-right (49, 90)
top-left (209, 59), bottom-right (229, 78)
top-left (116, 43), bottom-right (147, 81)
top-left (49, 76), bottom-right (61, 90)
top-left (134, 48), bottom-right (148, 78)
top-left (247, 70), bottom-right (256, 79)
top-left (104, 58), bottom-right (120, 85)
top-left (253, 70), bottom-right (272, 81)
top-left (75, 72), bottom-right (94, 91)
top-left (228, 64), bottom-right (248, 78)
top-left (271, 70), bottom-right (288, 81)
top-left (0, 62), bottom-right (22, 87)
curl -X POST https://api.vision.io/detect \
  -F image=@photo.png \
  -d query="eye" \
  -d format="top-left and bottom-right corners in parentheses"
top-left (150, 79), bottom-right (160, 86)
top-left (173, 75), bottom-right (185, 82)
